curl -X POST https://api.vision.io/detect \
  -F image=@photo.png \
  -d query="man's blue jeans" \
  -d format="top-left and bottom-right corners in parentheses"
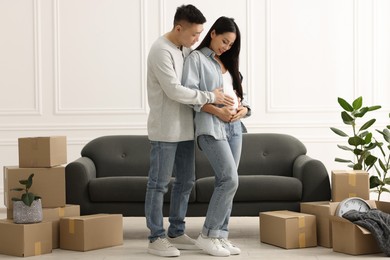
top-left (197, 121), bottom-right (242, 239)
top-left (145, 140), bottom-right (195, 242)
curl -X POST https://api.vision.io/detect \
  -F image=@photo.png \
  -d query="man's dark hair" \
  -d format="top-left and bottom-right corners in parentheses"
top-left (174, 4), bottom-right (206, 26)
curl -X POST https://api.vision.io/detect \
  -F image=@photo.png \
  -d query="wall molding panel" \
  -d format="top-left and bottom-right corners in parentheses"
top-left (265, 0), bottom-right (357, 114)
top-left (0, 0), bottom-right (42, 116)
top-left (53, 0), bottom-right (147, 115)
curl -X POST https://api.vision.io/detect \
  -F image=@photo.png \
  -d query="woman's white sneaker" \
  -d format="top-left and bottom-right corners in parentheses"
top-left (219, 238), bottom-right (241, 255)
top-left (195, 234), bottom-right (230, 257)
top-left (147, 237), bottom-right (180, 257)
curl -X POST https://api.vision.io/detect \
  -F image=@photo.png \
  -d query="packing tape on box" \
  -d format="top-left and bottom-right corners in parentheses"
top-left (299, 233), bottom-right (306, 248)
top-left (298, 216), bottom-right (306, 248)
top-left (298, 216), bottom-right (305, 228)
top-left (349, 192), bottom-right (357, 197)
top-left (348, 172), bottom-right (356, 186)
top-left (58, 208), bottom-right (65, 217)
top-left (69, 219), bottom-right (75, 234)
top-left (34, 242), bottom-right (41, 255)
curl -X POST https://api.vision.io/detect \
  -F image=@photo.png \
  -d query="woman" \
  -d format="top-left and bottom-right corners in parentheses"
top-left (182, 16), bottom-right (251, 257)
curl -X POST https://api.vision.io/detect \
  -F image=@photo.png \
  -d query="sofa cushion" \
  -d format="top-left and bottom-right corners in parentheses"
top-left (195, 175), bottom-right (302, 202)
top-left (89, 176), bottom-right (196, 203)
top-left (81, 135), bottom-right (151, 178)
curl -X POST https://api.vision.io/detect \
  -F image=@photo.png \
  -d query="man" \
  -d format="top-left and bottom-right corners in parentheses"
top-left (145, 4), bottom-right (234, 257)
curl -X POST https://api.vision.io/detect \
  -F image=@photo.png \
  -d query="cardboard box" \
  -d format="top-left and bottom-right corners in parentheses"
top-left (300, 201), bottom-right (337, 248)
top-left (330, 200), bottom-right (390, 255)
top-left (331, 170), bottom-right (369, 202)
top-left (0, 219), bottom-right (52, 257)
top-left (60, 214), bottom-right (123, 251)
top-left (7, 205), bottom-right (81, 249)
top-left (260, 210), bottom-right (317, 249)
top-left (18, 136), bottom-right (67, 168)
top-left (4, 166), bottom-right (66, 209)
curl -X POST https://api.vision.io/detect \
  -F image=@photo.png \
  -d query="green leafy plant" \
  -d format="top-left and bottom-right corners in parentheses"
top-left (370, 113), bottom-right (390, 200)
top-left (11, 173), bottom-right (41, 206)
top-left (330, 96), bottom-right (381, 171)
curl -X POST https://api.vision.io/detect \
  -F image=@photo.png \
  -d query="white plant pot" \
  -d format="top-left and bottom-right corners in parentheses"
top-left (13, 199), bottom-right (43, 224)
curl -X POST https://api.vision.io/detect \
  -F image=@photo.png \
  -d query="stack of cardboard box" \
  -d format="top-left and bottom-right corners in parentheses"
top-left (260, 169), bottom-right (390, 256)
top-left (300, 170), bottom-right (390, 256)
top-left (1, 136), bottom-right (124, 257)
top-left (1, 136), bottom-right (81, 257)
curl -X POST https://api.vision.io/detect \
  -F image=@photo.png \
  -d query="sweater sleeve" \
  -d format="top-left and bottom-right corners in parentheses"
top-left (149, 48), bottom-right (214, 105)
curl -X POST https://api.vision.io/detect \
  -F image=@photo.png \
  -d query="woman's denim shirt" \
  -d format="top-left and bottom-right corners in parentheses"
top-left (182, 47), bottom-right (250, 140)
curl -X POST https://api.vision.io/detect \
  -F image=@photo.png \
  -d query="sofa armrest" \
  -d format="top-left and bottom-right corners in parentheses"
top-left (293, 155), bottom-right (331, 202)
top-left (65, 157), bottom-right (96, 214)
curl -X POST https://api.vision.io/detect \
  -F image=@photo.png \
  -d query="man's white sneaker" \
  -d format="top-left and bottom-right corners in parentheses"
top-left (168, 234), bottom-right (198, 250)
top-left (219, 238), bottom-right (241, 255)
top-left (147, 237), bottom-right (180, 257)
top-left (195, 234), bottom-right (230, 257)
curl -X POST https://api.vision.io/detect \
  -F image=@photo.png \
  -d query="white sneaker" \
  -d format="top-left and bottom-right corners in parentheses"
top-left (147, 237), bottom-right (180, 257)
top-left (195, 233), bottom-right (230, 257)
top-left (168, 234), bottom-right (198, 250)
top-left (219, 238), bottom-right (241, 255)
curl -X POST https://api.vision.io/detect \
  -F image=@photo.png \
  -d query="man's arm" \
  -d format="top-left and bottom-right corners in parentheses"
top-left (150, 48), bottom-right (232, 105)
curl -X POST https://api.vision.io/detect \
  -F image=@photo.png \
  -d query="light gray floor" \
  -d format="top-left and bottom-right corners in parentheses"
top-left (0, 210), bottom-right (386, 259)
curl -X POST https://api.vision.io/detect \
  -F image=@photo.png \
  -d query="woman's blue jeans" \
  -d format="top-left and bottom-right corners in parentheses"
top-left (198, 121), bottom-right (242, 239)
top-left (145, 140), bottom-right (195, 242)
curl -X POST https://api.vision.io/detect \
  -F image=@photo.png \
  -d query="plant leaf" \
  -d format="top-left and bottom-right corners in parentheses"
top-left (26, 174), bottom-right (34, 190)
top-left (348, 136), bottom-right (364, 146)
top-left (337, 145), bottom-right (354, 151)
top-left (353, 163), bottom-right (363, 170)
top-left (21, 192), bottom-right (35, 207)
top-left (335, 158), bottom-right (353, 163)
top-left (370, 176), bottom-right (381, 188)
top-left (330, 127), bottom-right (348, 137)
top-left (341, 111), bottom-right (354, 125)
top-left (381, 187), bottom-right (390, 193)
top-left (379, 159), bottom-right (387, 173)
top-left (384, 178), bottom-right (390, 185)
top-left (364, 154), bottom-right (377, 167)
top-left (10, 188), bottom-right (24, 191)
top-left (338, 97), bottom-right (354, 112)
top-left (359, 119), bottom-right (376, 132)
top-left (352, 96), bottom-right (363, 110)
top-left (354, 107), bottom-right (368, 118)
top-left (368, 105), bottom-right (381, 111)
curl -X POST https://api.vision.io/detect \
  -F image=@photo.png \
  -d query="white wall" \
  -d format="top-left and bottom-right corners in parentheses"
top-left (1, 0), bottom-right (390, 206)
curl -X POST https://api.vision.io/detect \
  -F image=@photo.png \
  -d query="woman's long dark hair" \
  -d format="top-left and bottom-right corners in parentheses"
top-left (196, 16), bottom-right (243, 100)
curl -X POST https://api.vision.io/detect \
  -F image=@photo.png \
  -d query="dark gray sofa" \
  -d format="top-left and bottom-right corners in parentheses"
top-left (65, 133), bottom-right (331, 216)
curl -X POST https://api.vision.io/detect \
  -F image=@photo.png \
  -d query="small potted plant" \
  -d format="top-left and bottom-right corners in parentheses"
top-left (11, 173), bottom-right (43, 224)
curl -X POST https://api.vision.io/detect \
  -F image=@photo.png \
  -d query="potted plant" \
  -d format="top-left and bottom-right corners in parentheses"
top-left (370, 113), bottom-right (390, 200)
top-left (330, 96), bottom-right (381, 170)
top-left (11, 173), bottom-right (43, 224)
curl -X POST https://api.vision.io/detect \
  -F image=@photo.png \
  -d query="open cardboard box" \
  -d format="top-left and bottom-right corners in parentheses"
top-left (300, 201), bottom-right (338, 248)
top-left (330, 200), bottom-right (390, 255)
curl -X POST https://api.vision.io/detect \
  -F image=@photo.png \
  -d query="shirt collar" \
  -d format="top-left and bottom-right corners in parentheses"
top-left (199, 47), bottom-right (215, 58)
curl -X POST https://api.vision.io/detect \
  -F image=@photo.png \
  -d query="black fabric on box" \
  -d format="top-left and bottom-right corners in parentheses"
top-left (343, 209), bottom-right (390, 256)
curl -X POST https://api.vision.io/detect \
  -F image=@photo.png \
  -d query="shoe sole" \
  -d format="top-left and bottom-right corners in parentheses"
top-left (147, 248), bottom-right (180, 257)
top-left (195, 241), bottom-right (230, 257)
top-left (173, 244), bottom-right (200, 250)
